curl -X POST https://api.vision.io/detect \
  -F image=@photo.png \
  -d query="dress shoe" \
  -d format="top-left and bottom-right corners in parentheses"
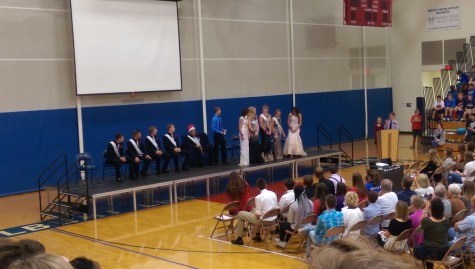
top-left (231, 238), bottom-right (244, 245)
top-left (116, 178), bottom-right (123, 183)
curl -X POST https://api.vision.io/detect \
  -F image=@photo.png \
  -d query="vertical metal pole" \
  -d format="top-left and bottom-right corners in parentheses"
top-left (363, 27), bottom-right (368, 139)
top-left (289, 0), bottom-right (296, 106)
top-left (197, 0), bottom-right (208, 132)
top-left (77, 96), bottom-right (84, 153)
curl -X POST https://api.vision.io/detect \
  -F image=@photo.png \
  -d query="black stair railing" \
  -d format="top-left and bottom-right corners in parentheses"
top-left (338, 125), bottom-right (354, 165)
top-left (317, 124), bottom-right (333, 150)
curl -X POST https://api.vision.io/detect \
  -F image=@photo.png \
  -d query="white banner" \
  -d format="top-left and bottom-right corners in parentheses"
top-left (426, 6), bottom-right (460, 32)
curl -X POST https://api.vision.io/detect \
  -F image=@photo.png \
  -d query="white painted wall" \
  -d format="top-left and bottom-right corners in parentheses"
top-left (391, 0), bottom-right (472, 131)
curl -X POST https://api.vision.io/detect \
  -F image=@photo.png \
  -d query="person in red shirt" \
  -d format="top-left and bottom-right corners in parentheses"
top-left (411, 109), bottom-right (423, 149)
top-left (226, 171), bottom-right (252, 215)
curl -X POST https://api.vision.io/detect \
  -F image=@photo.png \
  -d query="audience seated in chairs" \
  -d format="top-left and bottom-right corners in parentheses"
top-left (231, 178), bottom-right (278, 246)
top-left (225, 171), bottom-right (251, 215)
top-left (376, 179), bottom-right (398, 228)
top-left (420, 149), bottom-right (442, 179)
top-left (447, 183), bottom-right (466, 217)
top-left (308, 236), bottom-right (420, 269)
top-left (409, 195), bottom-right (427, 247)
top-left (275, 185), bottom-right (313, 248)
top-left (364, 169), bottom-right (382, 193)
top-left (105, 133), bottom-right (127, 182)
top-left (397, 176), bottom-right (417, 206)
top-left (413, 174), bottom-right (434, 197)
top-left (444, 93), bottom-right (456, 121)
top-left (315, 167), bottom-right (335, 195)
top-left (461, 181), bottom-right (475, 211)
top-left (434, 184), bottom-right (452, 218)
top-left (448, 195), bottom-right (475, 254)
top-left (278, 179), bottom-right (295, 219)
top-left (313, 183), bottom-right (329, 217)
top-left (349, 173), bottom-right (367, 202)
top-left (414, 198), bottom-right (450, 269)
top-left (362, 191), bottom-right (381, 237)
top-left (303, 175), bottom-right (316, 199)
top-left (341, 192), bottom-right (363, 237)
top-left (449, 151), bottom-right (475, 184)
top-left (300, 194), bottom-right (343, 258)
top-left (442, 148), bottom-right (455, 184)
top-left (335, 182), bottom-right (347, 212)
top-left (379, 201), bottom-right (412, 251)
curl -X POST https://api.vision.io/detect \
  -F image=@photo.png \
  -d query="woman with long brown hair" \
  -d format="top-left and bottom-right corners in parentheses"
top-left (350, 173), bottom-right (368, 202)
top-left (226, 171), bottom-right (251, 215)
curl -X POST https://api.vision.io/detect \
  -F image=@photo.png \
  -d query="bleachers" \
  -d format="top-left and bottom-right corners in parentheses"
top-left (433, 120), bottom-right (465, 156)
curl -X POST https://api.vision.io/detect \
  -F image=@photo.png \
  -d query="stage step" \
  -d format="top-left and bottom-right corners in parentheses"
top-left (40, 211), bottom-right (70, 220)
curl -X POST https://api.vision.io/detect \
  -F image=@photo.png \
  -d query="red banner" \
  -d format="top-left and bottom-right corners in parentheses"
top-left (344, 0), bottom-right (392, 27)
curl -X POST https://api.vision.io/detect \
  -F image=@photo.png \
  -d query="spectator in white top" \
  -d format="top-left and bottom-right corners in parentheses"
top-left (433, 95), bottom-right (445, 117)
top-left (413, 174), bottom-right (435, 197)
top-left (232, 178), bottom-right (278, 245)
top-left (376, 179), bottom-right (398, 228)
top-left (449, 151), bottom-right (475, 184)
top-left (342, 192), bottom-right (364, 237)
top-left (329, 164), bottom-right (345, 193)
top-left (434, 183), bottom-right (452, 218)
top-left (279, 179), bottom-right (295, 218)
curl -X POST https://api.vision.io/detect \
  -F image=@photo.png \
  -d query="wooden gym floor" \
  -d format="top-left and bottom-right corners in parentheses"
top-left (1, 135), bottom-right (456, 268)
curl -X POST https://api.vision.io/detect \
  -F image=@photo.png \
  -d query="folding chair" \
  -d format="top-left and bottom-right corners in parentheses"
top-left (248, 208), bottom-right (280, 249)
top-left (279, 203), bottom-right (291, 221)
top-left (358, 200), bottom-right (369, 209)
top-left (451, 209), bottom-right (467, 227)
top-left (362, 214), bottom-right (383, 237)
top-left (283, 214), bottom-right (316, 256)
top-left (319, 226), bottom-right (345, 246)
top-left (430, 166), bottom-right (444, 187)
top-left (235, 197), bottom-right (255, 236)
top-left (389, 228), bottom-right (413, 253)
top-left (409, 225), bottom-right (423, 254)
top-left (426, 236), bottom-right (467, 269)
top-left (463, 237), bottom-right (475, 265)
top-left (210, 201), bottom-right (240, 241)
top-left (346, 220), bottom-right (367, 236)
top-left (406, 161), bottom-right (421, 176)
top-left (381, 212), bottom-right (395, 228)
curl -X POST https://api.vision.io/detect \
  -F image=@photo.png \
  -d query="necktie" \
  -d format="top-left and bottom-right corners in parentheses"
top-left (390, 121), bottom-right (393, 129)
top-left (218, 117), bottom-right (222, 131)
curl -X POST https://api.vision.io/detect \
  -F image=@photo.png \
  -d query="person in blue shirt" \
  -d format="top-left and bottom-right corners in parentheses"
top-left (457, 70), bottom-right (469, 90)
top-left (397, 176), bottom-right (417, 205)
top-left (211, 107), bottom-right (227, 164)
top-left (447, 85), bottom-right (458, 100)
top-left (301, 194), bottom-right (343, 257)
top-left (365, 170), bottom-right (381, 193)
top-left (444, 93), bottom-right (456, 121)
top-left (363, 191), bottom-right (382, 237)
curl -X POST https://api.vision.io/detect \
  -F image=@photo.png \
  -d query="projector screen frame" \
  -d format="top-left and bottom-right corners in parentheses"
top-left (69, 0), bottom-right (183, 96)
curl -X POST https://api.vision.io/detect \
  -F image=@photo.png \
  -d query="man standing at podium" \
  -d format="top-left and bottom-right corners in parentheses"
top-left (384, 112), bottom-right (400, 130)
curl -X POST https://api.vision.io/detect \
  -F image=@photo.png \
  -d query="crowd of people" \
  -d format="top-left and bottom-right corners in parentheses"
top-left (0, 238), bottom-right (99, 269)
top-left (223, 157), bottom-right (475, 268)
top-left (105, 106), bottom-right (307, 182)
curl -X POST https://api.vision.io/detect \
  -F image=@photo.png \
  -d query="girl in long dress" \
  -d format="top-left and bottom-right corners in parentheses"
top-left (249, 106), bottom-right (264, 164)
top-left (283, 107), bottom-right (307, 157)
top-left (373, 117), bottom-right (384, 145)
top-left (271, 109), bottom-right (285, 160)
top-left (239, 108), bottom-right (250, 166)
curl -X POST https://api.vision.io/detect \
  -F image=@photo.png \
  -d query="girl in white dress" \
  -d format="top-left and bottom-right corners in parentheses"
top-left (283, 107), bottom-right (307, 157)
top-left (239, 108), bottom-right (250, 166)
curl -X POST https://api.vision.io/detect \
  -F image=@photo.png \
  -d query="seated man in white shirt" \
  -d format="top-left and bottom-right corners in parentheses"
top-left (279, 179), bottom-right (295, 219)
top-left (232, 178), bottom-right (278, 245)
top-left (376, 179), bottom-right (398, 228)
top-left (329, 164), bottom-right (345, 194)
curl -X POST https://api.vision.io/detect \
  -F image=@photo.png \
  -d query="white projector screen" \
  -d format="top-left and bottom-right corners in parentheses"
top-left (70, 0), bottom-right (182, 95)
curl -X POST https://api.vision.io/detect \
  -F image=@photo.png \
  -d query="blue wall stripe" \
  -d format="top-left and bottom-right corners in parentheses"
top-left (0, 88), bottom-right (392, 196)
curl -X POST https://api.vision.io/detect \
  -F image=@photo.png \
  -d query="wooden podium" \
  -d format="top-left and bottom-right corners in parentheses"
top-left (377, 130), bottom-right (399, 162)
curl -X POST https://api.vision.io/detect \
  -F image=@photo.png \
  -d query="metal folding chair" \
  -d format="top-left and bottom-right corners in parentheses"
top-left (248, 208), bottom-right (280, 249)
top-left (210, 201), bottom-right (240, 241)
top-left (426, 236), bottom-right (467, 269)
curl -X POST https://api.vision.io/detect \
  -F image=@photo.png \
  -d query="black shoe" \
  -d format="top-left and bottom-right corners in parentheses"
top-left (182, 167), bottom-right (190, 171)
top-left (161, 170), bottom-right (170, 174)
top-left (116, 178), bottom-right (123, 183)
top-left (231, 238), bottom-right (244, 245)
top-left (252, 235), bottom-right (262, 242)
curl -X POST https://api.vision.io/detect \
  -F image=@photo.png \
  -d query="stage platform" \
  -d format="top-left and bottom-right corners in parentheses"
top-left (66, 149), bottom-right (340, 219)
